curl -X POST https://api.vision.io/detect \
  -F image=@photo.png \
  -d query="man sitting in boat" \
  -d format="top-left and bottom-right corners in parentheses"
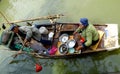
top-left (9, 24), bottom-right (52, 54)
top-left (73, 18), bottom-right (99, 51)
top-left (9, 24), bottom-right (52, 46)
top-left (9, 24), bottom-right (42, 45)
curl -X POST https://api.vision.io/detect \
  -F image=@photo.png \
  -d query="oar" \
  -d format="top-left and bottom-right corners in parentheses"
top-left (0, 11), bottom-right (23, 56)
top-left (12, 33), bottom-right (25, 58)
top-left (0, 11), bottom-right (10, 25)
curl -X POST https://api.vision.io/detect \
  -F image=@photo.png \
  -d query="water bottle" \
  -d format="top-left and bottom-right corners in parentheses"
top-left (48, 32), bottom-right (54, 40)
top-left (104, 27), bottom-right (109, 38)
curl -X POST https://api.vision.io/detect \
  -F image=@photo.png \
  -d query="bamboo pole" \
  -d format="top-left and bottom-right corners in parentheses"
top-left (0, 11), bottom-right (24, 54)
top-left (0, 11), bottom-right (11, 25)
top-left (0, 11), bottom-right (24, 43)
top-left (8, 14), bottom-right (64, 24)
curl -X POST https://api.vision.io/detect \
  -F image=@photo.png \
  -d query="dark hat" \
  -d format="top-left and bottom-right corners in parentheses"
top-left (9, 25), bottom-right (16, 31)
top-left (80, 18), bottom-right (89, 26)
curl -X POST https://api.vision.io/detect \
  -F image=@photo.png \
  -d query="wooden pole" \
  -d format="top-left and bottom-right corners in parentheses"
top-left (7, 14), bottom-right (64, 24)
top-left (0, 11), bottom-right (24, 52)
top-left (0, 11), bottom-right (11, 25)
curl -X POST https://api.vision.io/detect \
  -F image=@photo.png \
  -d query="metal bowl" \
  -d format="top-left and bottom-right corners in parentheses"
top-left (59, 34), bottom-right (69, 43)
top-left (66, 39), bottom-right (76, 48)
top-left (59, 44), bottom-right (68, 55)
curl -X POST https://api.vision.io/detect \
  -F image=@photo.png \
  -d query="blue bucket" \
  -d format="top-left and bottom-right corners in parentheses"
top-left (68, 48), bottom-right (75, 54)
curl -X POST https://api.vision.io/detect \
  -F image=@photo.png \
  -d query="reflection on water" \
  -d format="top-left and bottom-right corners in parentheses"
top-left (0, 0), bottom-right (120, 74)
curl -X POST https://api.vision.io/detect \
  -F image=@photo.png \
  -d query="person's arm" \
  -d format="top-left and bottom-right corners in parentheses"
top-left (76, 31), bottom-right (92, 50)
top-left (23, 38), bottom-right (28, 45)
top-left (23, 29), bottom-right (32, 45)
top-left (19, 26), bottom-right (33, 44)
top-left (73, 26), bottom-right (82, 34)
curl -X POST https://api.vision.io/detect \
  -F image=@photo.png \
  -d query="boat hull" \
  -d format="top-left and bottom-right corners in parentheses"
top-left (0, 23), bottom-right (119, 59)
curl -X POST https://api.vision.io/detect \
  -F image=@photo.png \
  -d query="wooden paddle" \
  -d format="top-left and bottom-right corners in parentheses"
top-left (13, 33), bottom-right (25, 58)
top-left (0, 12), bottom-right (41, 58)
top-left (0, 11), bottom-right (24, 56)
top-left (0, 11), bottom-right (10, 24)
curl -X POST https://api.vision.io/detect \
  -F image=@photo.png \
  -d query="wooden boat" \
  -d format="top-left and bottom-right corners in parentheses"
top-left (29, 23), bottom-right (120, 58)
top-left (0, 14), bottom-right (120, 59)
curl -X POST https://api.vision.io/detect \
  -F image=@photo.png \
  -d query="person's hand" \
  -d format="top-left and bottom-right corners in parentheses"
top-left (79, 25), bottom-right (83, 29)
top-left (25, 42), bottom-right (31, 46)
top-left (24, 38), bottom-right (28, 45)
top-left (76, 45), bottom-right (83, 51)
top-left (73, 31), bottom-right (77, 35)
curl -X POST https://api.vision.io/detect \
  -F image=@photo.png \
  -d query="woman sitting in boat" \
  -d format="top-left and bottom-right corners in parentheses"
top-left (73, 18), bottom-right (99, 51)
